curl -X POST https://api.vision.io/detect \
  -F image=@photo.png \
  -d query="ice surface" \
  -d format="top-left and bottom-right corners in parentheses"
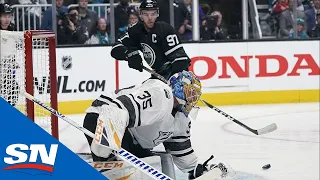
top-left (58, 103), bottom-right (319, 180)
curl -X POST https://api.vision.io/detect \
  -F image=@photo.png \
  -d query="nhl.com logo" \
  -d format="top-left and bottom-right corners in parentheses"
top-left (2, 144), bottom-right (58, 174)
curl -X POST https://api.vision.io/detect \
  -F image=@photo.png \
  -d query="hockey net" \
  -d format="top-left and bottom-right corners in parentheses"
top-left (0, 30), bottom-right (59, 139)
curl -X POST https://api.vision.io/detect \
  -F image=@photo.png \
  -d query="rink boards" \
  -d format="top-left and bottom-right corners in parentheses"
top-left (35, 40), bottom-right (320, 114)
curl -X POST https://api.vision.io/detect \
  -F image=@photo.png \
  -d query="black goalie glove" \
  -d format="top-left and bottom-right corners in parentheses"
top-left (125, 49), bottom-right (143, 72)
top-left (188, 155), bottom-right (230, 179)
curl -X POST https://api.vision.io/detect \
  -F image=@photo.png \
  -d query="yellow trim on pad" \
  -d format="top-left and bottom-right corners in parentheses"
top-left (56, 89), bottom-right (319, 114)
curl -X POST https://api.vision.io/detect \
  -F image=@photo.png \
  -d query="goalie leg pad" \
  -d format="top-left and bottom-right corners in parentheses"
top-left (91, 104), bottom-right (129, 158)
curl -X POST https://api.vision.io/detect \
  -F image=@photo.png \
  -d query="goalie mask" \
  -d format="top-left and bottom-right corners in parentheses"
top-left (169, 71), bottom-right (202, 117)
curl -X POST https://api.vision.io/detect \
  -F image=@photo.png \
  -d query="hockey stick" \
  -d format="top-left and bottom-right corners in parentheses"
top-left (199, 99), bottom-right (277, 135)
top-left (142, 66), bottom-right (277, 135)
top-left (22, 92), bottom-right (173, 180)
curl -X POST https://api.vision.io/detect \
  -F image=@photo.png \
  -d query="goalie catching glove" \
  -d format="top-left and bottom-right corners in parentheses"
top-left (188, 155), bottom-right (230, 179)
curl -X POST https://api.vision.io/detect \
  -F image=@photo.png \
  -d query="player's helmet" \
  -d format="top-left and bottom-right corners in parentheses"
top-left (0, 4), bottom-right (13, 14)
top-left (139, 0), bottom-right (159, 14)
top-left (169, 71), bottom-right (202, 117)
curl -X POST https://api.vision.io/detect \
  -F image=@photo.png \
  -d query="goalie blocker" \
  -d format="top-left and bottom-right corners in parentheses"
top-left (83, 71), bottom-right (234, 179)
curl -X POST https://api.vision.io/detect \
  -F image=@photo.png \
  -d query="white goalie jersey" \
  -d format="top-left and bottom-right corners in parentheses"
top-left (86, 79), bottom-right (198, 172)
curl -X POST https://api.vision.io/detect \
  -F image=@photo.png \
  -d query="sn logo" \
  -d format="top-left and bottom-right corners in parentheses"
top-left (3, 144), bottom-right (58, 173)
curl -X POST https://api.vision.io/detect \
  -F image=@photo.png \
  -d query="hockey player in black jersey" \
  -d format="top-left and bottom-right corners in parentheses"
top-left (111, 0), bottom-right (190, 80)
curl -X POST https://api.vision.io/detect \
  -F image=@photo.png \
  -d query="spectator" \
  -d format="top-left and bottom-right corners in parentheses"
top-left (0, 3), bottom-right (15, 30)
top-left (182, 0), bottom-right (206, 40)
top-left (279, 0), bottom-right (305, 37)
top-left (128, 11), bottom-right (139, 27)
top-left (15, 0), bottom-right (48, 30)
top-left (77, 0), bottom-right (98, 38)
top-left (311, 13), bottom-right (320, 37)
top-left (0, 3), bottom-right (20, 107)
top-left (296, 0), bottom-right (305, 11)
top-left (273, 0), bottom-right (289, 13)
top-left (41, 0), bottom-right (68, 30)
top-left (289, 18), bottom-right (309, 38)
top-left (200, 11), bottom-right (227, 40)
top-left (85, 18), bottom-right (110, 44)
top-left (18, 0), bottom-right (48, 17)
top-left (114, 0), bottom-right (136, 39)
top-left (306, 0), bottom-right (320, 36)
top-left (157, 0), bottom-right (190, 39)
top-left (57, 7), bottom-right (88, 44)
top-left (314, 0), bottom-right (320, 13)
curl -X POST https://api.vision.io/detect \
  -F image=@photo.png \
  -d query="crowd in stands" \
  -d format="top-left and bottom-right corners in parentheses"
top-left (262, 0), bottom-right (320, 38)
top-left (1, 0), bottom-right (231, 45)
top-left (0, 0), bottom-right (319, 46)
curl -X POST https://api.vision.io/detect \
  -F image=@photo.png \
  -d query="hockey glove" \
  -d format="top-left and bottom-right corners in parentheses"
top-left (125, 49), bottom-right (143, 72)
top-left (188, 155), bottom-right (215, 179)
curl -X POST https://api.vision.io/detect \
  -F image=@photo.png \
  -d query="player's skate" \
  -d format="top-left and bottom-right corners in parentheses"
top-left (91, 104), bottom-right (129, 158)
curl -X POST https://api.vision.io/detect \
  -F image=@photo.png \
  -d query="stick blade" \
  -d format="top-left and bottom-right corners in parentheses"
top-left (257, 123), bottom-right (277, 135)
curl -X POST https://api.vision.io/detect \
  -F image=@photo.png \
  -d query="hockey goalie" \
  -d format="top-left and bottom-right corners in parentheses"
top-left (82, 71), bottom-right (235, 179)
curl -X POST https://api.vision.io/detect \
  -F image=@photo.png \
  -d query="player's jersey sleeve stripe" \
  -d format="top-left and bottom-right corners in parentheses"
top-left (164, 44), bottom-right (183, 56)
top-left (111, 43), bottom-right (124, 49)
top-left (89, 95), bottom-right (126, 114)
top-left (92, 95), bottom-right (125, 110)
top-left (171, 136), bottom-right (190, 139)
top-left (163, 139), bottom-right (191, 151)
top-left (165, 136), bottom-right (190, 143)
top-left (173, 149), bottom-right (194, 157)
top-left (116, 95), bottom-right (137, 128)
top-left (129, 94), bottom-right (141, 126)
top-left (117, 32), bottom-right (129, 43)
top-left (91, 99), bottom-right (107, 108)
top-left (172, 57), bottom-right (188, 64)
top-left (99, 95), bottom-right (122, 109)
top-left (114, 85), bottom-right (135, 95)
top-left (168, 147), bottom-right (194, 156)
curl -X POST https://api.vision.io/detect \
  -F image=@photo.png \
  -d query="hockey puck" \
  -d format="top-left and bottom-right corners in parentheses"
top-left (262, 164), bottom-right (271, 170)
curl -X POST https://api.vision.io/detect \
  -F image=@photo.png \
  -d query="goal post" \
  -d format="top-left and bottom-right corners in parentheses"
top-left (0, 30), bottom-right (59, 139)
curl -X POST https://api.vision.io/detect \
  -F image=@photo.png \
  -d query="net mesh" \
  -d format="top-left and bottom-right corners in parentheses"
top-left (0, 30), bottom-right (55, 136)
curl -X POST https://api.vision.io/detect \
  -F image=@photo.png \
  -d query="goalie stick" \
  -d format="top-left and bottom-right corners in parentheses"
top-left (22, 92), bottom-right (173, 180)
top-left (142, 66), bottom-right (277, 136)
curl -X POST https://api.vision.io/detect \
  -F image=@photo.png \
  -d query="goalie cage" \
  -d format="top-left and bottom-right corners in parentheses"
top-left (0, 30), bottom-right (59, 139)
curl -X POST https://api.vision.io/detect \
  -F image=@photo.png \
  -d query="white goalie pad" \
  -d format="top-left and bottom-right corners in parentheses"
top-left (91, 104), bottom-right (129, 158)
